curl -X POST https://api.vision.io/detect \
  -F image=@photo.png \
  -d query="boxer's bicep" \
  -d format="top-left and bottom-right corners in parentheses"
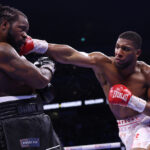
top-left (0, 45), bottom-right (51, 88)
top-left (6, 57), bottom-right (51, 88)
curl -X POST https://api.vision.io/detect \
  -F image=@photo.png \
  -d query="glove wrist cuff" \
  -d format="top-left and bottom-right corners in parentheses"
top-left (41, 65), bottom-right (55, 74)
top-left (128, 95), bottom-right (146, 112)
top-left (31, 39), bottom-right (48, 54)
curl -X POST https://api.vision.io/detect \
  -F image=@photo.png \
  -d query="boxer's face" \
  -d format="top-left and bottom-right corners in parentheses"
top-left (7, 15), bottom-right (29, 50)
top-left (114, 38), bottom-right (140, 69)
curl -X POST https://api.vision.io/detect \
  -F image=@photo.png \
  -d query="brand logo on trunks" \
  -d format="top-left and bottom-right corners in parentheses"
top-left (20, 138), bottom-right (40, 148)
top-left (113, 90), bottom-right (129, 101)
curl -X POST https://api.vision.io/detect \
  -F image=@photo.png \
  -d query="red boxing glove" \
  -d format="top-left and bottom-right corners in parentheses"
top-left (19, 36), bottom-right (48, 56)
top-left (20, 36), bottom-right (34, 55)
top-left (108, 84), bottom-right (132, 106)
top-left (108, 84), bottom-right (146, 112)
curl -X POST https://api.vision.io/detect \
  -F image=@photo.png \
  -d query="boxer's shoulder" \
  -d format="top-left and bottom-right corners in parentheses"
top-left (89, 51), bottom-right (112, 64)
top-left (0, 42), bottom-right (18, 58)
top-left (137, 61), bottom-right (150, 77)
top-left (0, 42), bottom-right (12, 48)
top-left (0, 42), bottom-right (15, 54)
top-left (140, 61), bottom-right (150, 68)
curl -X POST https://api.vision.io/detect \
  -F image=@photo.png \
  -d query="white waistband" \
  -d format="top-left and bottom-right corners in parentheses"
top-left (117, 114), bottom-right (144, 127)
top-left (0, 94), bottom-right (37, 104)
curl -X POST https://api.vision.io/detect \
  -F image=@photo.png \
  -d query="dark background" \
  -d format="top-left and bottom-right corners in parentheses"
top-left (1, 0), bottom-right (150, 149)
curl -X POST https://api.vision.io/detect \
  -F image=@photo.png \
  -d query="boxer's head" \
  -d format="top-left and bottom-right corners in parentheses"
top-left (114, 31), bottom-right (142, 69)
top-left (0, 4), bottom-right (29, 51)
top-left (118, 31), bottom-right (142, 50)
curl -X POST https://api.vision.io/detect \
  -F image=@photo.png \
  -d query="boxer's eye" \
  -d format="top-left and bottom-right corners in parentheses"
top-left (18, 25), bottom-right (28, 33)
top-left (121, 46), bottom-right (131, 51)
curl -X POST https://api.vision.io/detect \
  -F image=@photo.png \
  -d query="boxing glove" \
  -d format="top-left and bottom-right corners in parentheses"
top-left (108, 84), bottom-right (146, 112)
top-left (19, 36), bottom-right (48, 55)
top-left (36, 83), bottom-right (55, 104)
top-left (34, 57), bottom-right (55, 75)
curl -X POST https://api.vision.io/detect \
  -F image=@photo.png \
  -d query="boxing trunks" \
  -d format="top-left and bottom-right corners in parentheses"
top-left (0, 95), bottom-right (62, 150)
top-left (117, 114), bottom-right (150, 150)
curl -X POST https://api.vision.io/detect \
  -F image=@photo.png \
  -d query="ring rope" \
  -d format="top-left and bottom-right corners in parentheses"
top-left (64, 142), bottom-right (121, 150)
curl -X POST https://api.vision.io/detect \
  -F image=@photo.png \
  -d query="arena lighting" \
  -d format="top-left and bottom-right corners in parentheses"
top-left (64, 142), bottom-right (121, 150)
top-left (84, 98), bottom-right (104, 105)
top-left (81, 37), bottom-right (86, 42)
top-left (43, 98), bottom-right (105, 110)
top-left (43, 103), bottom-right (59, 110)
top-left (61, 101), bottom-right (82, 108)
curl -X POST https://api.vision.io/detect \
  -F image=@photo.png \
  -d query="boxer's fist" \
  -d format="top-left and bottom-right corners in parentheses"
top-left (36, 83), bottom-right (55, 104)
top-left (34, 57), bottom-right (55, 75)
top-left (108, 84), bottom-right (132, 106)
top-left (19, 36), bottom-right (48, 55)
top-left (108, 84), bottom-right (146, 112)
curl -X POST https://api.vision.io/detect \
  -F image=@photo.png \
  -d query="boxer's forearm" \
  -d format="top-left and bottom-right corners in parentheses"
top-left (46, 44), bottom-right (75, 64)
top-left (46, 43), bottom-right (96, 68)
top-left (20, 36), bottom-right (96, 68)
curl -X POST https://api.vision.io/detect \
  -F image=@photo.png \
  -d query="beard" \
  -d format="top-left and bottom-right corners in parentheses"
top-left (6, 26), bottom-right (21, 53)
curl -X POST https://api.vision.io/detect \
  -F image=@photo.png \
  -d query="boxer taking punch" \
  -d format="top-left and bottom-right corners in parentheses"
top-left (0, 4), bottom-right (62, 150)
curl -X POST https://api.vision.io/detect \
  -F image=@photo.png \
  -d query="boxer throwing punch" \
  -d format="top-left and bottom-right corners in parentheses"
top-left (0, 5), bottom-right (62, 150)
top-left (21, 31), bottom-right (150, 150)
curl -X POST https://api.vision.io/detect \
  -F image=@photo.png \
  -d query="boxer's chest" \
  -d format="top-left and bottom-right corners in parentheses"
top-left (95, 67), bottom-right (147, 99)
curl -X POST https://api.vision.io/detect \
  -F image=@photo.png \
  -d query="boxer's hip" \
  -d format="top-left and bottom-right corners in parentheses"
top-left (117, 114), bottom-right (150, 130)
top-left (0, 95), bottom-right (62, 150)
top-left (0, 94), bottom-right (43, 120)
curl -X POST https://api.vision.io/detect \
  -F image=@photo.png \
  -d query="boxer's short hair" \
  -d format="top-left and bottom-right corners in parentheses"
top-left (0, 4), bottom-right (27, 24)
top-left (118, 31), bottom-right (142, 49)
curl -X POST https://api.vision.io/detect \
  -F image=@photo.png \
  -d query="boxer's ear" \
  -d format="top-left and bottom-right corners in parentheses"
top-left (0, 19), bottom-right (10, 31)
top-left (136, 49), bottom-right (141, 58)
